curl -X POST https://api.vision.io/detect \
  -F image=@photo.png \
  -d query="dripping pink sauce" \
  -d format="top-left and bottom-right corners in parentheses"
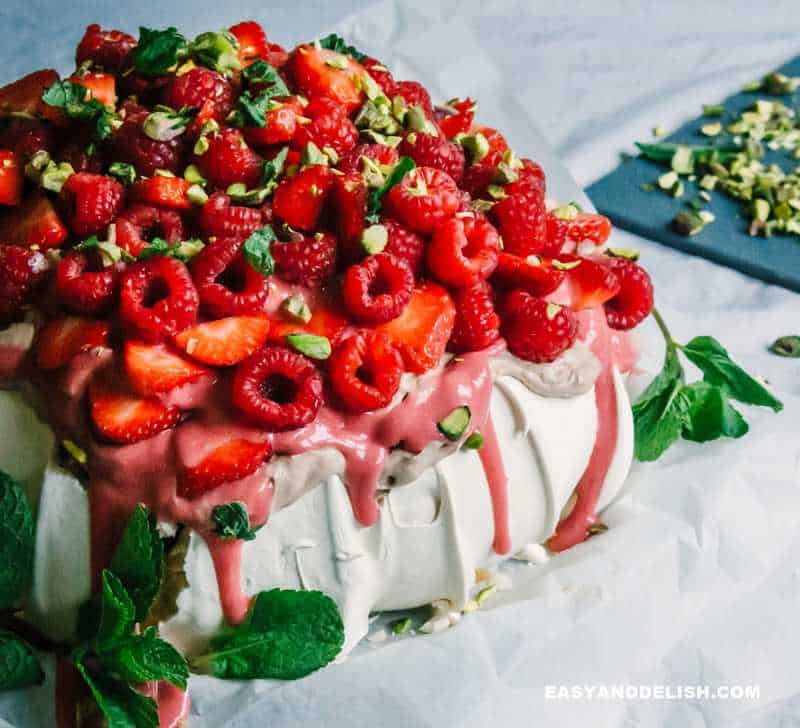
top-left (477, 416), bottom-right (510, 554)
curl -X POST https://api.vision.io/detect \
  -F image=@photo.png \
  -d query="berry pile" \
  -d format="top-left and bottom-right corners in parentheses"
top-left (0, 22), bottom-right (654, 496)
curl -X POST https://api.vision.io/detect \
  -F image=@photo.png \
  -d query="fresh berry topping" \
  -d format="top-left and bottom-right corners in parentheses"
top-left (438, 98), bottom-right (475, 139)
top-left (70, 72), bottom-right (117, 109)
top-left (164, 68), bottom-right (233, 127)
top-left (562, 254), bottom-right (622, 309)
top-left (130, 176), bottom-right (192, 210)
top-left (342, 253), bottom-right (414, 324)
top-left (0, 192), bottom-right (68, 249)
top-left (398, 132), bottom-right (465, 185)
top-left (603, 257), bottom-right (654, 331)
top-left (501, 291), bottom-right (577, 364)
top-left (361, 57), bottom-right (395, 96)
top-left (0, 150), bottom-right (23, 205)
top-left (564, 212), bottom-right (612, 246)
top-left (461, 163), bottom-right (497, 199)
top-left (330, 172), bottom-right (367, 256)
top-left (448, 281), bottom-right (501, 353)
top-left (383, 166), bottom-right (460, 234)
top-left (196, 128), bottom-right (263, 190)
top-left (115, 204), bottom-right (185, 257)
top-left (59, 134), bottom-right (105, 174)
top-left (329, 331), bottom-right (403, 413)
top-left (0, 69), bottom-right (62, 123)
top-left (491, 252), bottom-right (565, 297)
top-left (75, 23), bottom-right (136, 71)
top-left (242, 98), bottom-right (303, 148)
top-left (119, 257), bottom-right (199, 343)
top-left (542, 212), bottom-right (568, 258)
top-left (89, 376), bottom-right (181, 445)
top-left (513, 158), bottom-right (546, 194)
top-left (123, 340), bottom-right (210, 397)
top-left (229, 21), bottom-right (277, 67)
top-left (60, 172), bottom-right (125, 237)
top-left (272, 164), bottom-right (334, 231)
top-left (338, 143), bottom-right (399, 176)
top-left (427, 215), bottom-right (500, 287)
top-left (392, 81), bottom-right (434, 120)
top-left (474, 127), bottom-right (509, 168)
top-left (2, 121), bottom-right (57, 163)
top-left (174, 315), bottom-right (270, 366)
top-left (0, 245), bottom-right (47, 320)
top-left (55, 251), bottom-right (117, 315)
top-left (231, 345), bottom-right (323, 430)
top-left (490, 186), bottom-right (547, 257)
top-left (382, 219), bottom-right (425, 277)
top-left (290, 45), bottom-right (366, 113)
top-left (293, 96), bottom-right (358, 158)
top-left (35, 316), bottom-right (110, 370)
top-left (267, 294), bottom-right (349, 345)
top-left (177, 437), bottom-right (273, 499)
top-left (272, 232), bottom-right (337, 287)
top-left (376, 281), bottom-right (455, 373)
top-left (192, 238), bottom-right (270, 317)
top-left (111, 103), bottom-right (185, 177)
top-left (199, 191), bottom-right (263, 240)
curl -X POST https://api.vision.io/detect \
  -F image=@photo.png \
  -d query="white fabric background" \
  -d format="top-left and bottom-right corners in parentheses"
top-left (1, 1), bottom-right (799, 726)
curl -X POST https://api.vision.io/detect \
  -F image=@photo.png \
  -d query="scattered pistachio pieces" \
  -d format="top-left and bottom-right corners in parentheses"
top-left (606, 247), bottom-right (640, 261)
top-left (652, 125), bottom-right (666, 138)
top-left (700, 122), bottom-right (722, 137)
top-left (437, 406), bottom-right (471, 441)
top-left (671, 210), bottom-right (707, 236)
top-left (361, 223), bottom-right (388, 255)
top-left (769, 335), bottom-right (800, 357)
top-left (702, 103), bottom-right (725, 117)
top-left (286, 333), bottom-right (331, 360)
top-left (282, 294), bottom-right (312, 324)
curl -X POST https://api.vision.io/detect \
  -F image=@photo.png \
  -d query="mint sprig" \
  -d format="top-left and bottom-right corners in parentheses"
top-left (242, 61), bottom-right (289, 97)
top-left (212, 502), bottom-right (261, 541)
top-left (0, 471), bottom-right (35, 611)
top-left (366, 156), bottom-right (415, 223)
top-left (633, 309), bottom-right (782, 461)
top-left (317, 33), bottom-right (366, 62)
top-left (134, 27), bottom-right (188, 76)
top-left (0, 631), bottom-right (44, 691)
top-left (41, 80), bottom-right (116, 140)
top-left (243, 226), bottom-right (276, 275)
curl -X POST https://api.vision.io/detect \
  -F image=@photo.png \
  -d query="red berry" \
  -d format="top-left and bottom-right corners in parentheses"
top-left (383, 166), bottom-right (460, 234)
top-left (59, 134), bottom-right (105, 174)
top-left (0, 245), bottom-right (47, 320)
top-left (174, 315), bottom-right (270, 366)
top-left (164, 68), bottom-right (233, 127)
top-left (230, 21), bottom-right (283, 67)
top-left (438, 98), bottom-right (475, 139)
top-left (562, 254), bottom-right (621, 309)
top-left (199, 191), bottom-right (263, 240)
top-left (491, 187), bottom-right (547, 257)
top-left (3, 121), bottom-right (57, 163)
top-left (0, 69), bottom-right (63, 124)
top-left (112, 103), bottom-right (186, 177)
top-left (603, 258), bottom-right (654, 330)
top-left (338, 143), bottom-right (399, 175)
top-left (115, 204), bottom-right (185, 257)
top-left (502, 292), bottom-right (577, 364)
top-left (427, 214), bottom-right (500, 287)
top-left (329, 331), bottom-right (403, 413)
top-left (461, 163), bottom-right (496, 199)
top-left (392, 81), bottom-right (434, 120)
top-left (71, 72), bottom-right (116, 110)
top-left (178, 437), bottom-right (273, 499)
top-left (542, 213), bottom-right (568, 258)
top-left (124, 341), bottom-right (211, 397)
top-left (75, 24), bottom-right (137, 71)
top-left (398, 132), bottom-right (465, 184)
top-left (232, 345), bottom-right (323, 430)
top-left (192, 237), bottom-right (270, 317)
top-left (56, 251), bottom-right (117, 315)
top-left (0, 149), bottom-right (22, 206)
top-left (330, 172), bottom-right (366, 258)
top-left (342, 253), bottom-right (414, 325)
top-left (382, 219), bottom-right (424, 277)
top-left (509, 158), bottom-right (546, 195)
top-left (564, 212), bottom-right (612, 246)
top-left (60, 173), bottom-right (124, 237)
top-left (290, 45), bottom-right (366, 113)
top-left (243, 98), bottom-right (303, 148)
top-left (197, 128), bottom-right (263, 190)
top-left (130, 176), bottom-right (192, 210)
top-left (119, 257), bottom-right (199, 343)
top-left (272, 164), bottom-right (334, 231)
top-left (0, 192), bottom-right (68, 249)
top-left (491, 252), bottom-right (565, 297)
top-left (293, 97), bottom-right (358, 158)
top-left (474, 127), bottom-right (509, 168)
top-left (361, 57), bottom-right (395, 96)
top-left (273, 232), bottom-right (337, 287)
top-left (448, 281), bottom-right (501, 353)
top-left (35, 316), bottom-right (110, 370)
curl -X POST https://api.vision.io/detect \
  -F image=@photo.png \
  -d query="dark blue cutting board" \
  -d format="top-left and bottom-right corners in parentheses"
top-left (587, 55), bottom-right (800, 292)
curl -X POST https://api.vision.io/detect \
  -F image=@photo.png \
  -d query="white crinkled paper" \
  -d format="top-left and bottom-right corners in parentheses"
top-left (2, 2), bottom-right (800, 727)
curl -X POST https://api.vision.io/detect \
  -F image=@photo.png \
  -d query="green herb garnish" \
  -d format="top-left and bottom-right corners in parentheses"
top-left (0, 631), bottom-right (44, 691)
top-left (41, 80), bottom-right (116, 140)
top-left (212, 502), bottom-right (261, 541)
top-left (243, 226), bottom-right (276, 275)
top-left (134, 27), bottom-right (188, 76)
top-left (317, 33), bottom-right (366, 62)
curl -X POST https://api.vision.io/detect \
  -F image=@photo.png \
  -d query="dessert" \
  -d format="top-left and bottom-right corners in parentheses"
top-left (0, 20), bottom-right (780, 728)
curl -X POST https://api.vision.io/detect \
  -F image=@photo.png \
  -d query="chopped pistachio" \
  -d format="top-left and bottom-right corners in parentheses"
top-left (552, 203), bottom-right (580, 221)
top-left (458, 132), bottom-right (490, 163)
top-left (324, 54), bottom-right (349, 70)
top-left (462, 431), bottom-right (484, 450)
top-left (186, 184), bottom-right (209, 205)
top-left (702, 103), bottom-right (725, 117)
top-left (193, 135), bottom-right (210, 155)
top-left (286, 333), bottom-right (331, 360)
top-left (658, 170), bottom-right (679, 190)
top-left (183, 164), bottom-right (206, 185)
top-left (24, 150), bottom-right (51, 182)
top-left (671, 210), bottom-right (706, 236)
top-left (475, 584), bottom-right (497, 605)
top-left (486, 184), bottom-right (507, 200)
top-left (752, 198), bottom-right (770, 222)
top-left (390, 618), bottom-right (413, 635)
top-left (189, 30), bottom-right (241, 74)
top-left (606, 247), bottom-right (640, 261)
top-left (698, 190), bottom-right (711, 202)
top-left (700, 122), bottom-right (722, 137)
top-left (361, 223), bottom-right (388, 255)
top-left (282, 294), bottom-right (312, 324)
top-left (699, 174), bottom-right (718, 191)
top-left (671, 180), bottom-right (685, 198)
top-left (551, 259), bottom-right (581, 271)
top-left (545, 302), bottom-right (562, 320)
top-left (670, 145), bottom-right (695, 174)
top-left (300, 141), bottom-right (329, 167)
top-left (226, 182), bottom-right (247, 197)
top-left (698, 210), bottom-right (715, 224)
top-left (652, 125), bottom-right (666, 138)
top-left (108, 162), bottom-right (137, 185)
top-left (62, 439), bottom-right (88, 465)
top-left (40, 161), bottom-right (75, 193)
top-left (404, 104), bottom-right (436, 134)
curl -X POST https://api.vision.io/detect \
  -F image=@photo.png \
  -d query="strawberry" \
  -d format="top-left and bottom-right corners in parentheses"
top-left (376, 281), bottom-right (456, 373)
top-left (35, 317), bottom-right (111, 370)
top-left (0, 150), bottom-right (23, 205)
top-left (174, 315), bottom-right (270, 366)
top-left (272, 165), bottom-right (334, 231)
top-left (290, 45), bottom-right (367, 113)
top-left (330, 172), bottom-right (367, 255)
top-left (131, 176), bottom-right (192, 210)
top-left (177, 437), bottom-right (272, 498)
top-left (229, 21), bottom-right (287, 68)
top-left (0, 69), bottom-right (63, 123)
top-left (89, 376), bottom-right (181, 445)
top-left (438, 98), bottom-right (476, 139)
top-left (242, 98), bottom-right (303, 148)
top-left (564, 212), bottom-right (612, 246)
top-left (561, 255), bottom-right (621, 309)
top-left (123, 341), bottom-right (211, 397)
top-left (0, 192), bottom-right (68, 248)
top-left (491, 252), bottom-right (565, 297)
top-left (267, 295), bottom-right (350, 345)
top-left (69, 72), bottom-right (116, 109)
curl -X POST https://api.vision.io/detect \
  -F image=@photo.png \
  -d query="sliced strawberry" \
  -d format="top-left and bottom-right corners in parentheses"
top-left (177, 437), bottom-right (272, 499)
top-left (268, 295), bottom-right (350, 344)
top-left (229, 21), bottom-right (271, 67)
top-left (0, 192), bottom-right (68, 248)
top-left (438, 98), bottom-right (476, 139)
top-left (89, 376), bottom-right (181, 444)
top-left (69, 72), bottom-right (116, 109)
top-left (562, 255), bottom-right (621, 309)
top-left (290, 45), bottom-right (367, 113)
top-left (131, 176), bottom-right (192, 210)
top-left (491, 252), bottom-right (565, 297)
top-left (242, 98), bottom-right (303, 148)
top-left (0, 150), bottom-right (23, 205)
top-left (272, 165), bottom-right (334, 231)
top-left (0, 69), bottom-right (64, 123)
top-left (123, 341), bottom-right (211, 397)
top-left (174, 315), bottom-right (270, 366)
top-left (376, 281), bottom-right (456, 374)
top-left (564, 212), bottom-right (612, 245)
top-left (35, 316), bottom-right (111, 370)
top-left (331, 172), bottom-right (367, 258)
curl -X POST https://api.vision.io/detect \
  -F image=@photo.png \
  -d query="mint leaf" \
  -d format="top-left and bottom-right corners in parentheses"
top-left (212, 502), bottom-right (261, 541)
top-left (680, 381), bottom-right (749, 442)
top-left (262, 146), bottom-right (289, 188)
top-left (632, 346), bottom-right (686, 461)
top-left (681, 336), bottom-right (783, 413)
top-left (99, 626), bottom-right (188, 690)
top-left (97, 571), bottom-right (136, 644)
top-left (41, 80), bottom-right (115, 140)
top-left (243, 226), bottom-right (275, 275)
top-left (110, 505), bottom-right (164, 623)
top-left (0, 471), bottom-right (35, 610)
top-left (317, 34), bottom-right (366, 62)
top-left (366, 157), bottom-right (415, 223)
top-left (134, 27), bottom-right (187, 76)
top-left (236, 90), bottom-right (277, 128)
top-left (0, 632), bottom-right (44, 691)
top-left (242, 61), bottom-right (289, 97)
top-left (191, 589), bottom-right (344, 680)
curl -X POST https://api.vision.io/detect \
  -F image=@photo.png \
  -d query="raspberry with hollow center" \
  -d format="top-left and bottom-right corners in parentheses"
top-left (501, 290), bottom-right (577, 363)
top-left (119, 256), bottom-right (199, 343)
top-left (199, 192), bottom-right (263, 240)
top-left (60, 172), bottom-right (125, 237)
top-left (191, 237), bottom-right (270, 318)
top-left (115, 204), bottom-right (185, 257)
top-left (383, 166), bottom-right (460, 234)
top-left (398, 132), bottom-right (465, 185)
top-left (232, 346), bottom-right (323, 431)
top-left (342, 253), bottom-right (414, 325)
top-left (55, 251), bottom-right (117, 315)
top-left (293, 96), bottom-right (358, 158)
top-left (75, 23), bottom-right (136, 71)
top-left (448, 281), bottom-right (501, 354)
top-left (329, 331), bottom-right (403, 413)
top-left (603, 257), bottom-right (654, 331)
top-left (383, 219), bottom-right (425, 277)
top-left (272, 232), bottom-right (337, 287)
top-left (111, 102), bottom-right (186, 177)
top-left (197, 128), bottom-right (263, 190)
top-left (427, 214), bottom-right (500, 287)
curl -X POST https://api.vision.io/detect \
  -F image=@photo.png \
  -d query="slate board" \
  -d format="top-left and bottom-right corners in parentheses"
top-left (587, 55), bottom-right (800, 292)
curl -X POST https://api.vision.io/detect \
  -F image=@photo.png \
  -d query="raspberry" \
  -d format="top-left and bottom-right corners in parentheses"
top-left (273, 232), bottom-right (337, 287)
top-left (437, 98), bottom-right (475, 139)
top-left (382, 219), bottom-right (424, 277)
top-left (293, 97), bottom-right (358, 158)
top-left (475, 126), bottom-right (508, 168)
top-left (60, 172), bottom-right (125, 237)
top-left (119, 256), bottom-right (199, 342)
top-left (0, 245), bottom-right (47, 321)
top-left (329, 331), bottom-right (403, 413)
top-left (565, 213), bottom-right (612, 245)
top-left (55, 251), bottom-right (117, 315)
top-left (338, 143), bottom-right (399, 175)
top-left (502, 291), bottom-right (577, 363)
top-left (192, 237), bottom-right (270, 317)
top-left (398, 132), bottom-right (465, 184)
top-left (3, 121), bottom-right (57, 162)
top-left (199, 192), bottom-right (263, 240)
top-left (603, 258), bottom-right (654, 331)
top-left (461, 163), bottom-right (496, 199)
top-left (362, 57), bottom-right (395, 96)
top-left (115, 204), bottom-right (184, 257)
top-left (509, 158), bottom-right (546, 195)
top-left (342, 253), bottom-right (414, 324)
top-left (59, 137), bottom-right (105, 174)
top-left (383, 166), bottom-right (460, 234)
top-left (448, 281), bottom-right (501, 353)
top-left (272, 164), bottom-right (334, 231)
top-left (112, 103), bottom-right (185, 177)
top-left (231, 346), bottom-right (323, 430)
top-left (491, 187), bottom-right (547, 257)
top-left (392, 81), bottom-right (434, 120)
top-left (330, 172), bottom-right (367, 259)
top-left (542, 213), bottom-right (568, 258)
top-left (164, 68), bottom-right (233, 126)
top-left (75, 24), bottom-right (137, 71)
top-left (197, 128), bottom-right (263, 190)
top-left (427, 214), bottom-right (500, 287)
